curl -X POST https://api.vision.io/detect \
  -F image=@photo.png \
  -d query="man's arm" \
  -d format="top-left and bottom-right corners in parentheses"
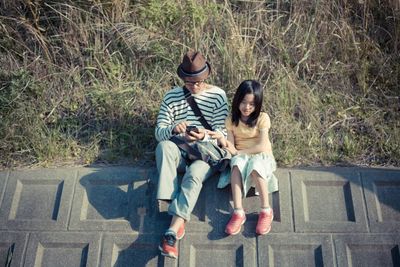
top-left (211, 90), bottom-right (229, 135)
top-left (155, 99), bottom-right (176, 142)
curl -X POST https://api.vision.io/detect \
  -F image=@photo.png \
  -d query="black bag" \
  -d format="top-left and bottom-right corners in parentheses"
top-left (170, 88), bottom-right (231, 171)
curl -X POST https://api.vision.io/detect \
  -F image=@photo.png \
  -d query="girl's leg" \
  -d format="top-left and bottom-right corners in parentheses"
top-left (251, 170), bottom-right (270, 208)
top-left (230, 166), bottom-right (244, 209)
top-left (225, 166), bottom-right (246, 235)
top-left (251, 170), bottom-right (273, 235)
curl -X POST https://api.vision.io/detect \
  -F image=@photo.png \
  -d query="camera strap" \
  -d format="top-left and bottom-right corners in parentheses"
top-left (183, 87), bottom-right (212, 130)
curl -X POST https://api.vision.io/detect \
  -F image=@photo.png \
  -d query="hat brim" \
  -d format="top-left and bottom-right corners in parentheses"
top-left (177, 62), bottom-right (211, 82)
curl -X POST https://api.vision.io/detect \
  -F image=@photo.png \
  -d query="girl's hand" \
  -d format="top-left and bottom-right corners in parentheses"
top-left (207, 130), bottom-right (224, 141)
top-left (226, 142), bottom-right (238, 155)
top-left (208, 130), bottom-right (228, 147)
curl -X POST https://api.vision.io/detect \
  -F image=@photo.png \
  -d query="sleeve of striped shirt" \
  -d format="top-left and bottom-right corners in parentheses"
top-left (154, 97), bottom-right (176, 142)
top-left (155, 86), bottom-right (229, 142)
top-left (201, 88), bottom-right (229, 145)
top-left (210, 89), bottom-right (229, 137)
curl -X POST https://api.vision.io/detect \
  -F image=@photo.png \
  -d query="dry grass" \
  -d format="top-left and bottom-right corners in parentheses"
top-left (0, 0), bottom-right (399, 169)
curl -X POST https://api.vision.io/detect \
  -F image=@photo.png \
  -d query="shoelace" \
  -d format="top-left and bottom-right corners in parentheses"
top-left (164, 234), bottom-right (176, 246)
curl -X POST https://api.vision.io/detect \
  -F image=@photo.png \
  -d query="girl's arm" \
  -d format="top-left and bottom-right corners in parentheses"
top-left (207, 130), bottom-right (237, 155)
top-left (225, 130), bottom-right (238, 155)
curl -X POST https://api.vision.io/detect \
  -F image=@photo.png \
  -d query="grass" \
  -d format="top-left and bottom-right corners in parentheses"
top-left (0, 0), bottom-right (399, 169)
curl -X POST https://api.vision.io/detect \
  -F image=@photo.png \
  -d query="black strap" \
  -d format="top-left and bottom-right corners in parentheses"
top-left (183, 87), bottom-right (212, 130)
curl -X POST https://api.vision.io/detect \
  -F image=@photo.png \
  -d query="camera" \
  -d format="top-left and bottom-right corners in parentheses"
top-left (186, 125), bottom-right (199, 134)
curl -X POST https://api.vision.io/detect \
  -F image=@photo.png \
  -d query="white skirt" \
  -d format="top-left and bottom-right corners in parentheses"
top-left (218, 152), bottom-right (279, 197)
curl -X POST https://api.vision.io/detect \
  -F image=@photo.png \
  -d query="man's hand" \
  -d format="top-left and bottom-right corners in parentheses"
top-left (185, 128), bottom-right (206, 141)
top-left (173, 121), bottom-right (189, 134)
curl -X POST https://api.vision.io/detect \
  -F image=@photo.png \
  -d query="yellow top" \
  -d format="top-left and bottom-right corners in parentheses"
top-left (225, 112), bottom-right (272, 153)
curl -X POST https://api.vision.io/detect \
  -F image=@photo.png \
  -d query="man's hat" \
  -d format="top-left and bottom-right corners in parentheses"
top-left (177, 51), bottom-right (211, 82)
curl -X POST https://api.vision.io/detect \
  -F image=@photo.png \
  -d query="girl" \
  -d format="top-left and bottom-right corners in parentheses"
top-left (209, 80), bottom-right (278, 235)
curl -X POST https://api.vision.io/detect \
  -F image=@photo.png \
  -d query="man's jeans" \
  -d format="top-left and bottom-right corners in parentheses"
top-left (156, 140), bottom-right (216, 221)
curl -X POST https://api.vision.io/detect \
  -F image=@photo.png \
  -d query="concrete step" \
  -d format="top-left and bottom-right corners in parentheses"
top-left (0, 166), bottom-right (399, 266)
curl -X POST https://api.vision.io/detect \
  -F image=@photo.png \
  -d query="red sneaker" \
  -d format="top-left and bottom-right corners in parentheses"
top-left (176, 223), bottom-right (185, 240)
top-left (225, 211), bottom-right (246, 235)
top-left (256, 209), bottom-right (273, 235)
top-left (159, 234), bottom-right (178, 259)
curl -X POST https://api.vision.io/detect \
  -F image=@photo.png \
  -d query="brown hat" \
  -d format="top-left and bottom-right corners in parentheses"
top-left (177, 51), bottom-right (211, 82)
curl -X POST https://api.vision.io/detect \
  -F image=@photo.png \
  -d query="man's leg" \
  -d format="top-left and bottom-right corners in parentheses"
top-left (168, 160), bottom-right (216, 222)
top-left (155, 140), bottom-right (186, 200)
top-left (159, 160), bottom-right (215, 259)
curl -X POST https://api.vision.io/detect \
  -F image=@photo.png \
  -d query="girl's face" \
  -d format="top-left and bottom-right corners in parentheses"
top-left (239, 93), bottom-right (255, 119)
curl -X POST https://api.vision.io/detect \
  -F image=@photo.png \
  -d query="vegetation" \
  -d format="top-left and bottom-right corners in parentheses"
top-left (0, 0), bottom-right (399, 169)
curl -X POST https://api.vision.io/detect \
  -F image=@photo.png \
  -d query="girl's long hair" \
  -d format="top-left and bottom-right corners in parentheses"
top-left (231, 80), bottom-right (263, 127)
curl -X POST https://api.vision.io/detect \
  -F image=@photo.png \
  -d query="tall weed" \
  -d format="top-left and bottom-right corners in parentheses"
top-left (0, 0), bottom-right (399, 168)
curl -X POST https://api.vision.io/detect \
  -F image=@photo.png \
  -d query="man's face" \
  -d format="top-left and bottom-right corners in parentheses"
top-left (184, 80), bottom-right (206, 94)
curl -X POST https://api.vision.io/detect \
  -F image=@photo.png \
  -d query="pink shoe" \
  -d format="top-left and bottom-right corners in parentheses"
top-left (256, 209), bottom-right (273, 235)
top-left (225, 211), bottom-right (246, 235)
top-left (176, 223), bottom-right (185, 240)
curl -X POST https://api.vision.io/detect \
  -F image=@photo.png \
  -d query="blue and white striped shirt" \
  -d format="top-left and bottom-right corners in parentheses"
top-left (155, 85), bottom-right (229, 142)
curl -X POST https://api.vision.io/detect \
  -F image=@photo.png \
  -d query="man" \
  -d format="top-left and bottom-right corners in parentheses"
top-left (155, 51), bottom-right (228, 258)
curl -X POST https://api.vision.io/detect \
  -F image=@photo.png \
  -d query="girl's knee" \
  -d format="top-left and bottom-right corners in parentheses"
top-left (250, 170), bottom-right (262, 180)
top-left (231, 166), bottom-right (240, 175)
top-left (230, 166), bottom-right (243, 184)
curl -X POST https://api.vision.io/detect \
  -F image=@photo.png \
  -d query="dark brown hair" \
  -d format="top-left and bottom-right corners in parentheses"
top-left (231, 80), bottom-right (263, 127)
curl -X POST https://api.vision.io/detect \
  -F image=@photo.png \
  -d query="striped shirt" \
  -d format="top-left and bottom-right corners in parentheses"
top-left (155, 85), bottom-right (229, 142)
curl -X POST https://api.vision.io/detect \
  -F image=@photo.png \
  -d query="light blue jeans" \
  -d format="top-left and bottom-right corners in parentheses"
top-left (156, 140), bottom-right (216, 221)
